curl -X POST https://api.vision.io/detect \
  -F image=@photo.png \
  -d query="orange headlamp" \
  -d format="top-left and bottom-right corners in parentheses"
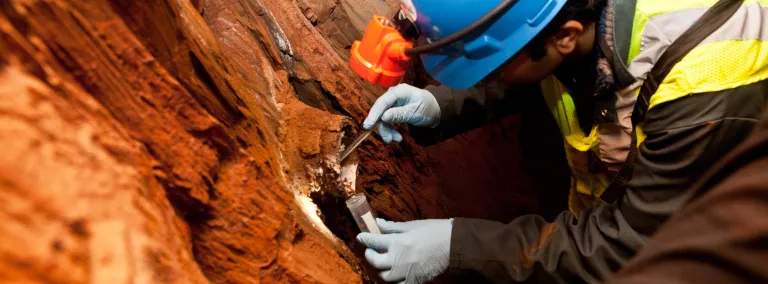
top-left (349, 16), bottom-right (414, 87)
top-left (350, 1), bottom-right (517, 87)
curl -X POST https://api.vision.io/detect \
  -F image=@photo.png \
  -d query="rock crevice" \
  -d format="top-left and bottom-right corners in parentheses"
top-left (0, 0), bottom-right (568, 282)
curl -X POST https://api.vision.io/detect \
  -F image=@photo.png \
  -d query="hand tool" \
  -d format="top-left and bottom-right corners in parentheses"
top-left (339, 121), bottom-right (381, 162)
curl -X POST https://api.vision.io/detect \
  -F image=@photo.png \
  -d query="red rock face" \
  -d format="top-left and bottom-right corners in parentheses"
top-left (0, 0), bottom-right (568, 283)
top-left (0, 0), bottom-right (359, 282)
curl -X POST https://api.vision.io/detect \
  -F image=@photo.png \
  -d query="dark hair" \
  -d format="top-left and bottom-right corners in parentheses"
top-left (526, 0), bottom-right (607, 60)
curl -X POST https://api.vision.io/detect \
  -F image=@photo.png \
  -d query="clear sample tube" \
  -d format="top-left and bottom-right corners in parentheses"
top-left (346, 193), bottom-right (381, 234)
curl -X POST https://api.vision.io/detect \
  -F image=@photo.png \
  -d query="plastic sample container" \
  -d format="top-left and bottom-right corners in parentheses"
top-left (345, 193), bottom-right (381, 234)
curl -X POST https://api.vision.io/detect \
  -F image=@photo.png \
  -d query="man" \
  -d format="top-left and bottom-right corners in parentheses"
top-left (355, 0), bottom-right (768, 283)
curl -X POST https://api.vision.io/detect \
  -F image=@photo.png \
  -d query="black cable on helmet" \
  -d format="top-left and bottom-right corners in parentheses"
top-left (404, 0), bottom-right (518, 56)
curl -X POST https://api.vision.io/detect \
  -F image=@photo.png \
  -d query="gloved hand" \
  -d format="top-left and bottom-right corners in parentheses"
top-left (363, 84), bottom-right (441, 143)
top-left (356, 218), bottom-right (452, 284)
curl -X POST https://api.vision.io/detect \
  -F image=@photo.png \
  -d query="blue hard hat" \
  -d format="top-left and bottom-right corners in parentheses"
top-left (407, 0), bottom-right (568, 90)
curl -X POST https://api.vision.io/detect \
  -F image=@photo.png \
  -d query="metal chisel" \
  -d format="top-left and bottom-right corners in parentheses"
top-left (339, 121), bottom-right (381, 162)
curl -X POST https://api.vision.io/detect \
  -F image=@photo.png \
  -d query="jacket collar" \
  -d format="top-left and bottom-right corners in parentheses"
top-left (590, 0), bottom-right (637, 126)
top-left (552, 0), bottom-right (638, 129)
top-left (611, 0), bottom-right (638, 89)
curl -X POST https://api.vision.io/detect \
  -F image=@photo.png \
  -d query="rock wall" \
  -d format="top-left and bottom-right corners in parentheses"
top-left (0, 0), bottom-right (568, 283)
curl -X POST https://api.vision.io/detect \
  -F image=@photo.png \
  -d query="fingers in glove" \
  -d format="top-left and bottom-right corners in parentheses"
top-left (381, 104), bottom-right (416, 125)
top-left (393, 130), bottom-right (403, 143)
top-left (364, 249), bottom-right (392, 270)
top-left (357, 232), bottom-right (393, 251)
top-left (376, 218), bottom-right (420, 233)
top-left (364, 89), bottom-right (401, 129)
top-left (377, 123), bottom-right (402, 144)
top-left (380, 269), bottom-right (406, 283)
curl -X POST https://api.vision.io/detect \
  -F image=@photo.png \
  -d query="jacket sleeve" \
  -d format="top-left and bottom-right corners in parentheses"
top-left (408, 83), bottom-right (536, 146)
top-left (608, 112), bottom-right (768, 284)
top-left (448, 81), bottom-right (768, 283)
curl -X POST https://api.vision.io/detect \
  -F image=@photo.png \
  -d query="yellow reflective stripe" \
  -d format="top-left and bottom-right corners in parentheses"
top-left (551, 91), bottom-right (600, 152)
top-left (650, 39), bottom-right (768, 110)
top-left (636, 0), bottom-right (719, 15)
top-left (565, 126), bottom-right (600, 152)
top-left (628, 12), bottom-right (644, 64)
top-left (540, 78), bottom-right (608, 216)
top-left (627, 0), bottom-right (768, 64)
top-left (629, 0), bottom-right (716, 63)
top-left (636, 125), bottom-right (646, 146)
top-left (540, 77), bottom-right (600, 152)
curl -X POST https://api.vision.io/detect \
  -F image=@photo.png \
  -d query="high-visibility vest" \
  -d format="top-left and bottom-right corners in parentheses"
top-left (541, 0), bottom-right (768, 215)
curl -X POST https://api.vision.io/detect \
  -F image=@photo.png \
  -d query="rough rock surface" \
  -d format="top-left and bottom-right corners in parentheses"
top-left (0, 0), bottom-right (358, 282)
top-left (0, 0), bottom-right (568, 283)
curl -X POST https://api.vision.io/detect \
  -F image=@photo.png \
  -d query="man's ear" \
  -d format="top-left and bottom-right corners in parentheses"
top-left (554, 20), bottom-right (584, 55)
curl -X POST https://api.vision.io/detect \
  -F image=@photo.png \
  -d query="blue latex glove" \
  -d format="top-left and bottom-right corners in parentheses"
top-left (363, 84), bottom-right (441, 143)
top-left (357, 218), bottom-right (452, 283)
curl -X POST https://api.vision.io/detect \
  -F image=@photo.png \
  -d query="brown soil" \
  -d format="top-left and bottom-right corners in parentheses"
top-left (0, 0), bottom-right (569, 283)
